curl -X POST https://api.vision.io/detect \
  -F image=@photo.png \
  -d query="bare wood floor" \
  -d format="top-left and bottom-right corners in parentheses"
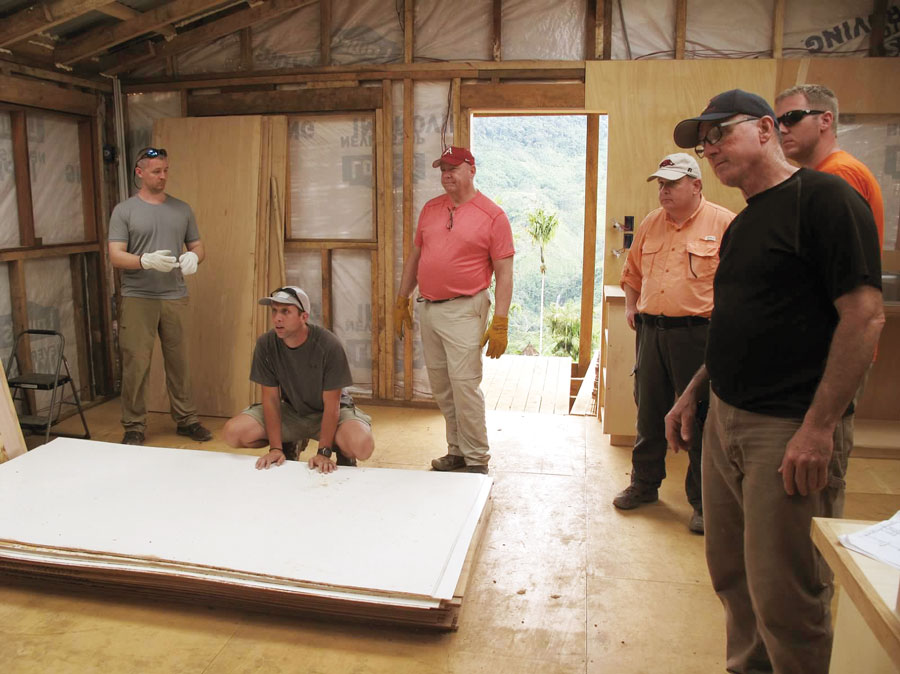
top-left (482, 354), bottom-right (572, 415)
top-left (2, 401), bottom-right (899, 673)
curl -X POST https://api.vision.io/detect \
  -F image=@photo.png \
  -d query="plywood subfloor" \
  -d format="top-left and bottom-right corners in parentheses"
top-left (482, 354), bottom-right (572, 415)
top-left (5, 399), bottom-right (900, 673)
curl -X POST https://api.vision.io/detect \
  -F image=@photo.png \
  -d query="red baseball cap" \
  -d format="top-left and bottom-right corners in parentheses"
top-left (432, 146), bottom-right (476, 168)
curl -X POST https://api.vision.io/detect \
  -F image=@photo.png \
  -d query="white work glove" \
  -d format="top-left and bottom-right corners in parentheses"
top-left (140, 249), bottom-right (178, 272)
top-left (178, 251), bottom-right (199, 275)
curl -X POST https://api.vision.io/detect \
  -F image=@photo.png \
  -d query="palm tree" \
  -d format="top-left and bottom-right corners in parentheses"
top-left (524, 208), bottom-right (559, 355)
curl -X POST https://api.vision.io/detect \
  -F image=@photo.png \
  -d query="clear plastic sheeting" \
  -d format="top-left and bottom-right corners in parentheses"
top-left (0, 114), bottom-right (20, 249)
top-left (285, 250), bottom-right (323, 322)
top-left (840, 114), bottom-right (900, 250)
top-left (414, 0), bottom-right (492, 62)
top-left (685, 0), bottom-right (773, 59)
top-left (125, 92), bottom-right (183, 195)
top-left (252, 2), bottom-right (320, 70)
top-left (612, 0), bottom-right (676, 60)
top-left (176, 32), bottom-right (241, 75)
top-left (503, 0), bottom-right (585, 61)
top-left (288, 114), bottom-right (375, 240)
top-left (332, 250), bottom-right (372, 396)
top-left (330, 0), bottom-right (403, 65)
top-left (27, 114), bottom-right (84, 245)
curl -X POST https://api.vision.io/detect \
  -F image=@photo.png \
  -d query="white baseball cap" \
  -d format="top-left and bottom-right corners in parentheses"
top-left (258, 286), bottom-right (310, 315)
top-left (647, 153), bottom-right (702, 182)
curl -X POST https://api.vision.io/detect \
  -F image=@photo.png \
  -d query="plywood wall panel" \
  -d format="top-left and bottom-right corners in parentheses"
top-left (587, 59), bottom-right (777, 286)
top-left (148, 116), bottom-right (264, 418)
top-left (776, 58), bottom-right (900, 114)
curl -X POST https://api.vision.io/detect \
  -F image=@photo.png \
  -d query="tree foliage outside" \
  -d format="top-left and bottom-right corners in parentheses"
top-left (472, 115), bottom-right (608, 361)
top-left (524, 207), bottom-right (559, 354)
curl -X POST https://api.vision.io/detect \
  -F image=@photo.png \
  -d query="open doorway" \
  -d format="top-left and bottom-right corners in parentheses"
top-left (470, 114), bottom-right (608, 363)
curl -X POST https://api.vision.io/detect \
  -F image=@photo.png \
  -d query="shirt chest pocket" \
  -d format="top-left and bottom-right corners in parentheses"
top-left (685, 240), bottom-right (720, 279)
top-left (639, 240), bottom-right (664, 279)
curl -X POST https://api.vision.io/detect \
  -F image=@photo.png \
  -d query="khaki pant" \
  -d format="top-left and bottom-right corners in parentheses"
top-left (419, 290), bottom-right (491, 466)
top-left (703, 393), bottom-right (852, 674)
top-left (118, 296), bottom-right (199, 433)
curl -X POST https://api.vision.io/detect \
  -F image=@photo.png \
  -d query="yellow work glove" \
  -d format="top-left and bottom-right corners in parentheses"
top-left (481, 315), bottom-right (508, 359)
top-left (394, 296), bottom-right (413, 339)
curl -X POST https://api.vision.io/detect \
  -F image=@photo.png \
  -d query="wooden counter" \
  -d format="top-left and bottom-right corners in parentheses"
top-left (811, 517), bottom-right (900, 673)
top-left (600, 285), bottom-right (636, 445)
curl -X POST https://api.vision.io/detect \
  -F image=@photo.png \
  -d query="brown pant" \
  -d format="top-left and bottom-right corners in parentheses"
top-left (118, 296), bottom-right (199, 433)
top-left (703, 393), bottom-right (852, 674)
top-left (419, 290), bottom-right (491, 466)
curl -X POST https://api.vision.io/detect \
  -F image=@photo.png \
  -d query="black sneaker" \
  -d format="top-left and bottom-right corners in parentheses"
top-left (176, 423), bottom-right (212, 442)
top-left (121, 430), bottom-right (144, 445)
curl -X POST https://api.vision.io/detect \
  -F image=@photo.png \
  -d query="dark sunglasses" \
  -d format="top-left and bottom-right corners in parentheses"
top-left (270, 287), bottom-right (305, 313)
top-left (776, 109), bottom-right (825, 127)
top-left (137, 147), bottom-right (167, 161)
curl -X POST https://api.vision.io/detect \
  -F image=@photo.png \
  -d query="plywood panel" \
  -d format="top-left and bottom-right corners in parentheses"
top-left (148, 116), bottom-right (263, 417)
top-left (586, 59), bottom-right (777, 286)
top-left (776, 58), bottom-right (900, 115)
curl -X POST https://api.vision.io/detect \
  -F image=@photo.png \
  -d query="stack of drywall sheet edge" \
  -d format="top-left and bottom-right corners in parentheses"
top-left (0, 439), bottom-right (492, 629)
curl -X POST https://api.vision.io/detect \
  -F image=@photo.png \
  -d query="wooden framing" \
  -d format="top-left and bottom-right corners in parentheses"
top-left (772, 0), bottom-right (786, 58)
top-left (674, 0), bottom-right (687, 59)
top-left (320, 0), bottom-right (332, 66)
top-left (54, 0), bottom-right (229, 66)
top-left (492, 0), bottom-right (502, 62)
top-left (402, 79), bottom-right (414, 401)
top-left (460, 83), bottom-right (585, 111)
top-left (10, 111), bottom-right (35, 248)
top-left (0, 74), bottom-right (100, 117)
top-left (403, 0), bottom-right (414, 63)
top-left (0, 0), bottom-right (113, 48)
top-left (579, 114), bottom-right (600, 378)
top-left (186, 85), bottom-right (382, 116)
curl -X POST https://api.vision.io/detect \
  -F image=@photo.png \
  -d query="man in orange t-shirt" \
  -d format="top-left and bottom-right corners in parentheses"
top-left (614, 153), bottom-right (735, 534)
top-left (776, 84), bottom-right (885, 249)
top-left (394, 146), bottom-right (515, 474)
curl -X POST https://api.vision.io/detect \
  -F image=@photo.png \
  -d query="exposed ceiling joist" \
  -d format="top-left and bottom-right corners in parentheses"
top-left (0, 0), bottom-right (115, 47)
top-left (96, 2), bottom-right (140, 20)
top-left (100, 0), bottom-right (316, 76)
top-left (54, 0), bottom-right (232, 65)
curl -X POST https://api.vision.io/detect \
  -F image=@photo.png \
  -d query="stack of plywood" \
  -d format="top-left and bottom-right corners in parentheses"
top-left (147, 116), bottom-right (287, 418)
top-left (0, 439), bottom-right (492, 629)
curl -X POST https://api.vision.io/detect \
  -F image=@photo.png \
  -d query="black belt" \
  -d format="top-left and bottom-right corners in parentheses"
top-left (417, 295), bottom-right (470, 304)
top-left (636, 313), bottom-right (709, 329)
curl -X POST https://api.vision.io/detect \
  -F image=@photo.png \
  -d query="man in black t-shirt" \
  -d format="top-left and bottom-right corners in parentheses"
top-left (666, 90), bottom-right (884, 674)
top-left (222, 286), bottom-right (374, 473)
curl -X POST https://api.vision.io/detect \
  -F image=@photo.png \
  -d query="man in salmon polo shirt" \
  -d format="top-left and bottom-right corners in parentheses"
top-left (613, 153), bottom-right (735, 535)
top-left (775, 84), bottom-right (885, 249)
top-left (394, 146), bottom-right (514, 474)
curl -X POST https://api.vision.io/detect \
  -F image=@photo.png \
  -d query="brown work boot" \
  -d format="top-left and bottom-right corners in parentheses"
top-left (431, 454), bottom-right (466, 471)
top-left (461, 464), bottom-right (488, 474)
top-left (612, 484), bottom-right (659, 510)
top-left (176, 422), bottom-right (213, 442)
top-left (335, 448), bottom-right (357, 467)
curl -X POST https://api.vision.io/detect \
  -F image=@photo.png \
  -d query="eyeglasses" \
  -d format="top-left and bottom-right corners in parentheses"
top-left (776, 109), bottom-right (825, 128)
top-left (270, 287), bottom-right (305, 313)
top-left (447, 207), bottom-right (454, 230)
top-left (136, 147), bottom-right (167, 162)
top-left (694, 117), bottom-right (759, 158)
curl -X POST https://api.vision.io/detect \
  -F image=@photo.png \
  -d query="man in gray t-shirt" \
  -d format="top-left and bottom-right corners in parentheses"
top-left (107, 147), bottom-right (212, 446)
top-left (222, 286), bottom-right (375, 474)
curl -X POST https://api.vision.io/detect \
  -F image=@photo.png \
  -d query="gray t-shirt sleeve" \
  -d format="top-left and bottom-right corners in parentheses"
top-left (108, 202), bottom-right (130, 242)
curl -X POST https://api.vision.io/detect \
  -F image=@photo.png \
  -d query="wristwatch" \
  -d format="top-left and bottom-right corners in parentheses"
top-left (317, 446), bottom-right (333, 458)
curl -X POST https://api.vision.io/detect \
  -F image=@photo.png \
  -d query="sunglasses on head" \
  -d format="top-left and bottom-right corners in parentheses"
top-left (137, 147), bottom-right (167, 161)
top-left (270, 287), bottom-right (305, 313)
top-left (776, 109), bottom-right (825, 127)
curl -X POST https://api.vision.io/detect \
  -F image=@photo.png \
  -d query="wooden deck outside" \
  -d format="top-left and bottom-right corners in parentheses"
top-left (482, 354), bottom-right (572, 415)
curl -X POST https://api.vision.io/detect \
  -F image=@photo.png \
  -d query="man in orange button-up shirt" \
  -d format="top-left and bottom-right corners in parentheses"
top-left (613, 153), bottom-right (735, 534)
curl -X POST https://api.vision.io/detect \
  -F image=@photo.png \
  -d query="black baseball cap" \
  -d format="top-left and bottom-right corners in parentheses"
top-left (674, 89), bottom-right (777, 148)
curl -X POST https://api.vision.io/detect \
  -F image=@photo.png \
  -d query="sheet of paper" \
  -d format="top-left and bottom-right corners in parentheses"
top-left (839, 511), bottom-right (900, 569)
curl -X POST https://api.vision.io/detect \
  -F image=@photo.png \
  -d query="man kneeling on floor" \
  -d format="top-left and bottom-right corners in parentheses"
top-left (223, 286), bottom-right (374, 473)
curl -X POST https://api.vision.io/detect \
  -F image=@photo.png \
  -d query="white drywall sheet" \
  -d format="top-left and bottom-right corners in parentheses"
top-left (0, 439), bottom-right (492, 603)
